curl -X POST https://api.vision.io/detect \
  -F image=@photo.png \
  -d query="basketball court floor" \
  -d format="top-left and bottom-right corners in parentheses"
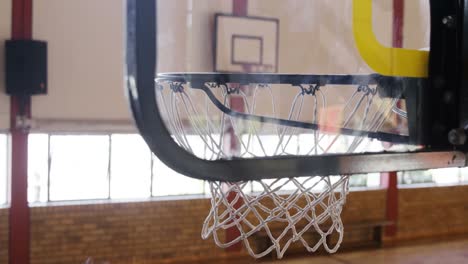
top-left (262, 239), bottom-right (468, 264)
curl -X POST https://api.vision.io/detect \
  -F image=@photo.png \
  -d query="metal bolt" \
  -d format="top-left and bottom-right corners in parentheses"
top-left (448, 128), bottom-right (467, 146)
top-left (443, 91), bottom-right (454, 104)
top-left (442, 16), bottom-right (455, 28)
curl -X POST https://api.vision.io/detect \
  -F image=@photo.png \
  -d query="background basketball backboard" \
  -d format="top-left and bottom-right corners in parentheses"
top-left (215, 14), bottom-right (279, 73)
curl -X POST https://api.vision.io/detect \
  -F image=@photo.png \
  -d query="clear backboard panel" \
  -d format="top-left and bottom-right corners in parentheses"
top-left (161, 0), bottom-right (418, 149)
top-left (157, 0), bottom-right (421, 161)
top-left (127, 0), bottom-right (466, 181)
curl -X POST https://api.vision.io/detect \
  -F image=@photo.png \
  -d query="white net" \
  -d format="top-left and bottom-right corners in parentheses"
top-left (202, 177), bottom-right (349, 258)
top-left (155, 75), bottom-right (407, 258)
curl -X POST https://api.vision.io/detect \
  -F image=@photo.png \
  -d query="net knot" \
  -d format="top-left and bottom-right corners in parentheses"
top-left (169, 82), bottom-right (184, 93)
top-left (300, 84), bottom-right (321, 96)
top-left (357, 84), bottom-right (377, 96)
top-left (207, 82), bottom-right (219, 89)
top-left (226, 84), bottom-right (241, 95)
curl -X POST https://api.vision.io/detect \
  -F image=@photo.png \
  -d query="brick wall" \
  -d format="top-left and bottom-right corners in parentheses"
top-left (1, 186), bottom-right (468, 263)
top-left (30, 199), bottom-right (227, 264)
top-left (26, 190), bottom-right (385, 263)
top-left (341, 189), bottom-right (387, 246)
top-left (397, 185), bottom-right (468, 241)
top-left (0, 208), bottom-right (8, 264)
top-left (342, 189), bottom-right (387, 223)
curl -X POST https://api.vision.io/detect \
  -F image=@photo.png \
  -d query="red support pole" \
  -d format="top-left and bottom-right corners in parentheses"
top-left (233, 0), bottom-right (248, 16)
top-left (10, 0), bottom-right (33, 263)
top-left (381, 0), bottom-right (405, 238)
top-left (393, 0), bottom-right (404, 48)
top-left (381, 172), bottom-right (398, 236)
top-left (224, 97), bottom-right (244, 252)
top-left (224, 0), bottom-right (249, 252)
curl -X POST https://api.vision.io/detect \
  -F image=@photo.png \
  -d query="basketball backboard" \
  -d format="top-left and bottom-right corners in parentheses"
top-left (126, 0), bottom-right (468, 258)
top-left (127, 0), bottom-right (467, 180)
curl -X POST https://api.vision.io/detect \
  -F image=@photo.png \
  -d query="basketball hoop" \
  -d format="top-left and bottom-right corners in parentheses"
top-left (154, 73), bottom-right (406, 258)
top-left (127, 0), bottom-right (468, 258)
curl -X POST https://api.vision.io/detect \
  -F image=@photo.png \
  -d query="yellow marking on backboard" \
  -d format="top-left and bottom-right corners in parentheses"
top-left (353, 0), bottom-right (429, 77)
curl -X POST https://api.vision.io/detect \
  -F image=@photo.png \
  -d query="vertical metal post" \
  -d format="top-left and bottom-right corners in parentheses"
top-left (393, 0), bottom-right (404, 48)
top-left (381, 0), bottom-right (405, 237)
top-left (381, 171), bottom-right (398, 236)
top-left (10, 0), bottom-right (33, 263)
top-left (233, 0), bottom-right (248, 16)
top-left (223, 0), bottom-right (249, 252)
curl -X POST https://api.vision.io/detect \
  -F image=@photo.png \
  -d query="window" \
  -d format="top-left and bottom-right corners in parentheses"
top-left (0, 134), bottom-right (8, 205)
top-left (399, 167), bottom-right (468, 187)
top-left (110, 134), bottom-right (151, 199)
top-left (26, 132), bottom-right (386, 203)
top-left (49, 135), bottom-right (110, 201)
top-left (461, 168), bottom-right (468, 183)
top-left (28, 133), bottom-right (206, 202)
top-left (430, 168), bottom-right (461, 185)
top-left (28, 134), bottom-right (49, 203)
top-left (152, 156), bottom-right (205, 196)
top-left (349, 173), bottom-right (381, 189)
top-left (152, 135), bottom-right (205, 196)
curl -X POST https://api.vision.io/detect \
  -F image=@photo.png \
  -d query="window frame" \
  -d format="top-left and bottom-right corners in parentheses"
top-left (0, 133), bottom-right (10, 206)
top-left (397, 168), bottom-right (468, 188)
top-left (27, 132), bottom-right (209, 203)
top-left (25, 132), bottom-right (402, 204)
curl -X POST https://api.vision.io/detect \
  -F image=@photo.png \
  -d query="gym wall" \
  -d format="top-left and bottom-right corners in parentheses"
top-left (2, 185), bottom-right (468, 263)
top-left (404, 0), bottom-right (430, 50)
top-left (26, 0), bottom-right (429, 132)
top-left (1, 189), bottom-right (387, 263)
top-left (2, 0), bottom-right (430, 133)
top-left (31, 0), bottom-right (130, 132)
top-left (0, 0), bottom-right (12, 131)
